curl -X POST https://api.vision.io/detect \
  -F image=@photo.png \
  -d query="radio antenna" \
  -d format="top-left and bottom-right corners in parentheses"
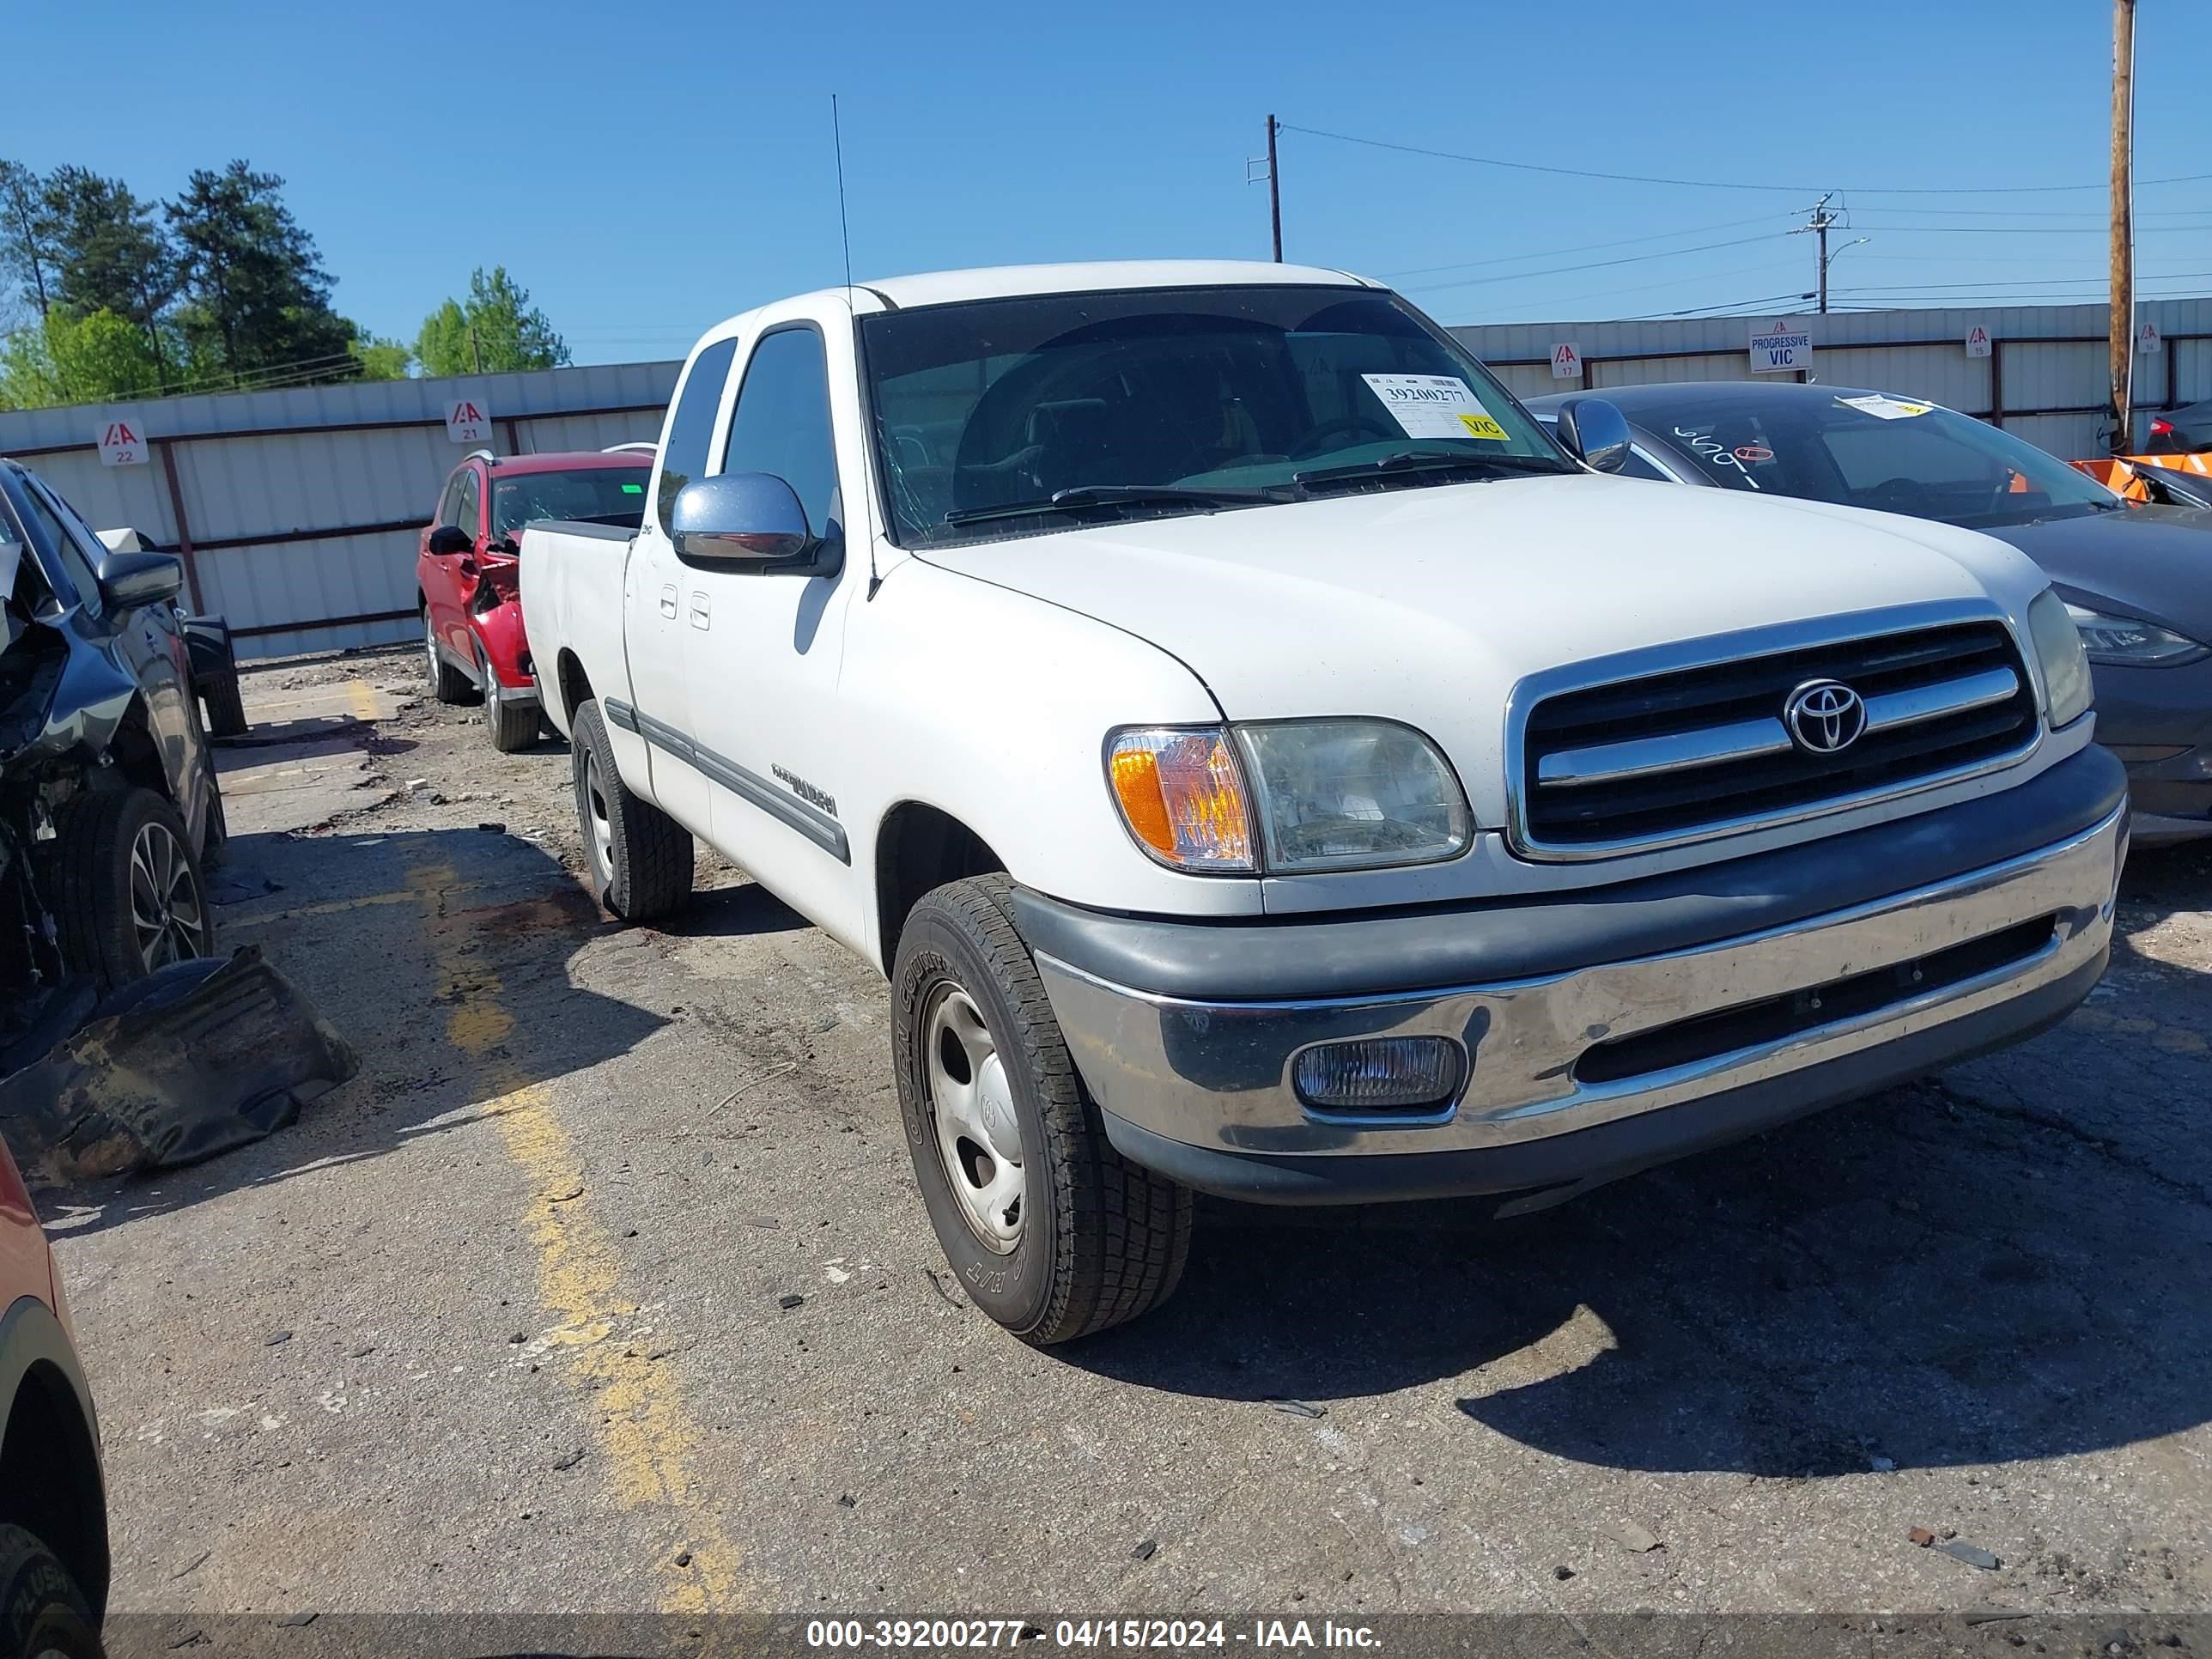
top-left (832, 94), bottom-right (854, 295)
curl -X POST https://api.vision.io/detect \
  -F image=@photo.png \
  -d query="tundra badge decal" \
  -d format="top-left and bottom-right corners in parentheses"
top-left (772, 764), bottom-right (838, 818)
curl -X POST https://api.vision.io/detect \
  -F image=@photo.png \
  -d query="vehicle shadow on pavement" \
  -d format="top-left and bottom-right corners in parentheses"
top-left (1070, 851), bottom-right (2212, 1478)
top-left (34, 824), bottom-right (670, 1240)
top-left (656, 878), bottom-right (811, 940)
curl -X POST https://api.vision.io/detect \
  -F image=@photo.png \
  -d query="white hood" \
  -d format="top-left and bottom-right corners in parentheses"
top-left (917, 472), bottom-right (2051, 826)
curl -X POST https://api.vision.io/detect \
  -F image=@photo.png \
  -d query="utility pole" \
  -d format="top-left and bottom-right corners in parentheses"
top-left (1248, 117), bottom-right (1282, 262)
top-left (1792, 194), bottom-right (1843, 313)
top-left (2108, 0), bottom-right (2136, 454)
top-left (1267, 114), bottom-right (1282, 262)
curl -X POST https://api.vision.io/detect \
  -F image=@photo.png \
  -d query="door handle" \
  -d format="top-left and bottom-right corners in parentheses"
top-left (659, 583), bottom-right (678, 619)
top-left (689, 592), bottom-right (711, 630)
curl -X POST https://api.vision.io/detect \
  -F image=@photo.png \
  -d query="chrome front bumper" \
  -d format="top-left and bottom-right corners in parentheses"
top-left (1036, 800), bottom-right (2126, 1166)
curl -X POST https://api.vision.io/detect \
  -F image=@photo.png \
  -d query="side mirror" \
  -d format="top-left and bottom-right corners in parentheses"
top-left (672, 473), bottom-right (816, 564)
top-left (98, 550), bottom-right (185, 609)
top-left (428, 526), bottom-right (474, 556)
top-left (1552, 398), bottom-right (1634, 475)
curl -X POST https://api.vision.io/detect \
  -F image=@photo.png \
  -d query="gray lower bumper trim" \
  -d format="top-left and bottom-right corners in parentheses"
top-left (1097, 948), bottom-right (2107, 1205)
top-left (1039, 798), bottom-right (2124, 1163)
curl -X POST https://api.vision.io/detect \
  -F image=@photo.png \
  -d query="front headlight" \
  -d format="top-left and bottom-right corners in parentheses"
top-left (2027, 588), bottom-right (2094, 728)
top-left (1106, 720), bottom-right (1471, 874)
top-left (2063, 601), bottom-right (2209, 667)
top-left (1236, 720), bottom-right (1472, 872)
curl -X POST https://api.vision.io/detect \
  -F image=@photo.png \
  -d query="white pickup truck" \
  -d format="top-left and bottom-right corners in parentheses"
top-left (523, 260), bottom-right (2125, 1344)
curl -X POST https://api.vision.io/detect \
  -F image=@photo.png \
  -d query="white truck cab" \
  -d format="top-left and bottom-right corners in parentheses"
top-left (522, 260), bottom-right (2124, 1342)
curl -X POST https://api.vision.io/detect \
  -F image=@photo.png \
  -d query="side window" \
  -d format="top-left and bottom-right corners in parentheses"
top-left (453, 470), bottom-right (482, 538)
top-left (656, 336), bottom-right (740, 533)
top-left (720, 327), bottom-right (840, 538)
top-left (19, 482), bottom-right (105, 617)
top-left (1619, 447), bottom-right (1675, 483)
top-left (434, 472), bottom-right (463, 528)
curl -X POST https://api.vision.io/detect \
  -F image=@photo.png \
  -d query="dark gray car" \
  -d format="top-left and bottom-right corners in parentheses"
top-left (1529, 381), bottom-right (2212, 843)
top-left (1, 456), bottom-right (226, 1014)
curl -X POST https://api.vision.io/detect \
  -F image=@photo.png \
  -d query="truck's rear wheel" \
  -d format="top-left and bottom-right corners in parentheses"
top-left (892, 875), bottom-right (1193, 1345)
top-left (571, 699), bottom-right (693, 921)
top-left (0, 1524), bottom-right (103, 1659)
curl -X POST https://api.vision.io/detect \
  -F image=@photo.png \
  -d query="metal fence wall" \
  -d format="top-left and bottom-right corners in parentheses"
top-left (3, 296), bottom-right (2205, 659)
top-left (1454, 298), bottom-right (2211, 463)
top-left (0, 362), bottom-right (678, 659)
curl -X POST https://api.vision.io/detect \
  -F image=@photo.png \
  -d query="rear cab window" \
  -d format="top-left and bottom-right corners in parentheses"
top-left (656, 337), bottom-right (741, 533)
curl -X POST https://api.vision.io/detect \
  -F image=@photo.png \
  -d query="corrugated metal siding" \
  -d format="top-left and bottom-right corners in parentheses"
top-left (0, 361), bottom-right (679, 659)
top-left (1453, 296), bottom-right (2212, 456)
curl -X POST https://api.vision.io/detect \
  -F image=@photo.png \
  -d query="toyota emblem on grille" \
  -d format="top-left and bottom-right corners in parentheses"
top-left (1784, 679), bottom-right (1868, 754)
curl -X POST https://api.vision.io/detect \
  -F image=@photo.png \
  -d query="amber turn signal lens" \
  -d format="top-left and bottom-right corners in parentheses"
top-left (1107, 728), bottom-right (1255, 871)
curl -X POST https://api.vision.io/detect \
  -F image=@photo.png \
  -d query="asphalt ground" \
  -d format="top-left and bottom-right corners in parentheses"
top-left (37, 647), bottom-right (2212, 1645)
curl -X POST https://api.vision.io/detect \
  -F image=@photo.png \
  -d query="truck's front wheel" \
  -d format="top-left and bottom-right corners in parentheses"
top-left (892, 876), bottom-right (1193, 1345)
top-left (570, 700), bottom-right (694, 921)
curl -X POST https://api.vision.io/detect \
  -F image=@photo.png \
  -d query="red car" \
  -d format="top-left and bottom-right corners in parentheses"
top-left (0, 1137), bottom-right (106, 1659)
top-left (416, 448), bottom-right (653, 750)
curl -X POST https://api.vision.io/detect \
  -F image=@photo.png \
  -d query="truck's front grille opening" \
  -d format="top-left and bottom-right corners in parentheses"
top-left (1571, 915), bottom-right (2058, 1087)
top-left (1520, 621), bottom-right (2039, 854)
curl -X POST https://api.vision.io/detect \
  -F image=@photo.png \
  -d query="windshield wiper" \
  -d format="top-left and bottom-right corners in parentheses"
top-left (1292, 449), bottom-right (1575, 489)
top-left (939, 483), bottom-right (1287, 528)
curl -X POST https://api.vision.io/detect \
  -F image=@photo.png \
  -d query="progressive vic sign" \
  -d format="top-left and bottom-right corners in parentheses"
top-left (1749, 320), bottom-right (1812, 374)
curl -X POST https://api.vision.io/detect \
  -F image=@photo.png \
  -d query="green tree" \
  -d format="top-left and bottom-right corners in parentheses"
top-left (40, 166), bottom-right (179, 376)
top-left (0, 161), bottom-right (58, 319)
top-left (414, 266), bottom-right (568, 377)
top-left (349, 326), bottom-right (412, 380)
top-left (0, 307), bottom-right (164, 409)
top-left (166, 161), bottom-right (354, 389)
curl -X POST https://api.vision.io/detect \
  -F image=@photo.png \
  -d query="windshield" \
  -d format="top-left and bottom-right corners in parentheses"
top-left (492, 467), bottom-right (651, 536)
top-left (859, 284), bottom-right (1569, 545)
top-left (1642, 391), bottom-right (2119, 528)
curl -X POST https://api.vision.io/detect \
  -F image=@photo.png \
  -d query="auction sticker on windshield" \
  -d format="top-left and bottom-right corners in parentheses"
top-left (1362, 374), bottom-right (1510, 441)
top-left (1838, 393), bottom-right (1936, 421)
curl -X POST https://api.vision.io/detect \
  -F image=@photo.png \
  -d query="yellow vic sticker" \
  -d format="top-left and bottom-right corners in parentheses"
top-left (1459, 412), bottom-right (1509, 441)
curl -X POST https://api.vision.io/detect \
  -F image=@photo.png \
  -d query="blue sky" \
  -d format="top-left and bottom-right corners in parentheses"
top-left (9, 0), bottom-right (2208, 365)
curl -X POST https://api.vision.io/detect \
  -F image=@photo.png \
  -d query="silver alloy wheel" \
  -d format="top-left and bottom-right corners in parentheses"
top-left (129, 817), bottom-right (205, 970)
top-left (923, 982), bottom-right (1025, 1253)
top-left (582, 744), bottom-right (615, 884)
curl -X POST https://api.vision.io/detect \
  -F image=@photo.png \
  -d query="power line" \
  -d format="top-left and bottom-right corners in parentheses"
top-left (1378, 213), bottom-right (1790, 279)
top-left (1406, 233), bottom-right (1785, 295)
top-left (1279, 120), bottom-right (2212, 196)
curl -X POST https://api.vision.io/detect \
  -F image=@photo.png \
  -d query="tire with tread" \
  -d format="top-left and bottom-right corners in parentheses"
top-left (480, 648), bottom-right (538, 752)
top-left (51, 787), bottom-right (213, 992)
top-left (200, 670), bottom-right (247, 738)
top-left (893, 874), bottom-right (1193, 1344)
top-left (571, 699), bottom-right (693, 920)
top-left (0, 1522), bottom-right (104, 1659)
top-left (423, 607), bottom-right (472, 704)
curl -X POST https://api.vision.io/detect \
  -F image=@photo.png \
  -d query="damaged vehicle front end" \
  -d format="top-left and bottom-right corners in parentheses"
top-left (0, 458), bottom-right (351, 1182)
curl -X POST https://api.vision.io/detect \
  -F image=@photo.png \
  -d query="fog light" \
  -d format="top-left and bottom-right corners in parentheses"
top-left (1292, 1036), bottom-right (1464, 1114)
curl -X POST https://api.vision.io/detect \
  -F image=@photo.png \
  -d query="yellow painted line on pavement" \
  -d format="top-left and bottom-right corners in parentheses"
top-left (343, 678), bottom-right (382, 723)
top-left (2071, 1005), bottom-right (2209, 1056)
top-left (407, 860), bottom-right (746, 1612)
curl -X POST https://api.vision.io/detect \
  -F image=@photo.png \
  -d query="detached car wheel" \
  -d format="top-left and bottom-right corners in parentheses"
top-left (892, 875), bottom-right (1193, 1345)
top-left (570, 700), bottom-right (693, 921)
top-left (0, 1523), bottom-right (104, 1659)
top-left (52, 787), bottom-right (214, 991)
top-left (200, 669), bottom-right (248, 738)
top-left (423, 609), bottom-right (472, 705)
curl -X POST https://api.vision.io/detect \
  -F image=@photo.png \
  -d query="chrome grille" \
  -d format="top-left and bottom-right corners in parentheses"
top-left (1517, 620), bottom-right (2039, 856)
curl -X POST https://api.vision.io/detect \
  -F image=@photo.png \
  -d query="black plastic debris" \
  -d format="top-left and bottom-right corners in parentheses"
top-left (0, 945), bottom-right (356, 1184)
top-left (1939, 1541), bottom-right (2002, 1571)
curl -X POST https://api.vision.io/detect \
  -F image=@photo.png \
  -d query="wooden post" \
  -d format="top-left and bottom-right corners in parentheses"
top-left (2108, 0), bottom-right (2136, 454)
top-left (1266, 115), bottom-right (1283, 263)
